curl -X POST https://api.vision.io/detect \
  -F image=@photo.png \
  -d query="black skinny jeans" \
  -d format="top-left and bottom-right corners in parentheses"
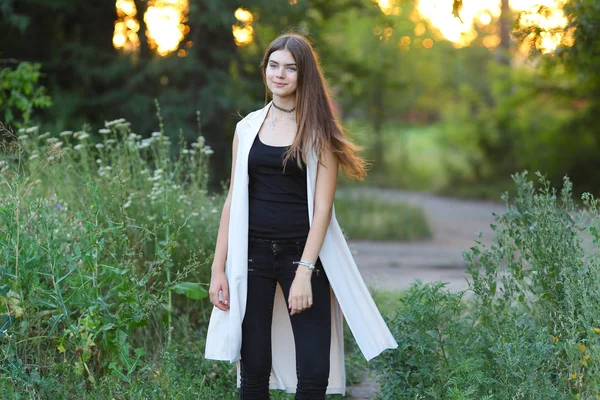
top-left (240, 236), bottom-right (331, 400)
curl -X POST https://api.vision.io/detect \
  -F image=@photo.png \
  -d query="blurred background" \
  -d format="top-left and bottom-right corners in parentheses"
top-left (2, 0), bottom-right (598, 199)
top-left (3, 2), bottom-right (600, 398)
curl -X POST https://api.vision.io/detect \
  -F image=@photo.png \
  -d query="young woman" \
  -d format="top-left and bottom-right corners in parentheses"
top-left (205, 33), bottom-right (397, 399)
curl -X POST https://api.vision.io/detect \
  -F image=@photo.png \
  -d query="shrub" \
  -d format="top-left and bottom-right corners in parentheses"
top-left (0, 107), bottom-right (224, 395)
top-left (0, 62), bottom-right (52, 128)
top-left (374, 171), bottom-right (600, 399)
top-left (335, 192), bottom-right (431, 241)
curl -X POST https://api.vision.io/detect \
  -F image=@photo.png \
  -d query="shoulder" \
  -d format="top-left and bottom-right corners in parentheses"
top-left (235, 104), bottom-right (269, 134)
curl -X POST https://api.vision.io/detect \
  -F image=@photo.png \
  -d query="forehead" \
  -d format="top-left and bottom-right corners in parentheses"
top-left (268, 49), bottom-right (296, 64)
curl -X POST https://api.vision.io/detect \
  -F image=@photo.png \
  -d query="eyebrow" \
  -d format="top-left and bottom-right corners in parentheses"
top-left (268, 60), bottom-right (296, 66)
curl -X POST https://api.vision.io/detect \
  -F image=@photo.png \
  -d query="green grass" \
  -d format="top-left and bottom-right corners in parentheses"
top-left (371, 289), bottom-right (408, 317)
top-left (344, 120), bottom-right (462, 192)
top-left (334, 192), bottom-right (432, 241)
top-left (343, 119), bottom-right (508, 200)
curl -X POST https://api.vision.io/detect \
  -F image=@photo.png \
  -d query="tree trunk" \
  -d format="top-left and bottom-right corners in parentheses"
top-left (496, 0), bottom-right (511, 65)
top-left (133, 0), bottom-right (149, 59)
top-left (371, 81), bottom-right (385, 172)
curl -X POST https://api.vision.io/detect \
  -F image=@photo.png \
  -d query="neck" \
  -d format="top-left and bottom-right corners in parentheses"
top-left (272, 94), bottom-right (296, 111)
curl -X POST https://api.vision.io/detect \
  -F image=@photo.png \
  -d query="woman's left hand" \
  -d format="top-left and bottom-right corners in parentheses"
top-left (288, 269), bottom-right (313, 315)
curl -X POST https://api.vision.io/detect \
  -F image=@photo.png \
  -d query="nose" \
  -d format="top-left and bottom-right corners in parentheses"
top-left (276, 66), bottom-right (286, 78)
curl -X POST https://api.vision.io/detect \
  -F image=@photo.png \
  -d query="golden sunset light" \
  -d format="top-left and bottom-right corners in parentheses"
top-left (233, 7), bottom-right (254, 47)
top-left (145, 0), bottom-right (189, 56)
top-left (374, 0), bottom-right (569, 53)
top-left (113, 0), bottom-right (140, 53)
top-left (114, 0), bottom-right (188, 56)
top-left (416, 0), bottom-right (568, 52)
top-left (373, 0), bottom-right (402, 15)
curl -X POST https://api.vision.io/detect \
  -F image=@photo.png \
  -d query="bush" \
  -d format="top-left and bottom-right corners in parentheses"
top-left (0, 62), bottom-right (52, 128)
top-left (335, 192), bottom-right (432, 241)
top-left (374, 171), bottom-right (600, 399)
top-left (0, 108), bottom-right (225, 396)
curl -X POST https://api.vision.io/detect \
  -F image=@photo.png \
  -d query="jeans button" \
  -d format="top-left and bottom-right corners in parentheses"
top-left (272, 243), bottom-right (278, 250)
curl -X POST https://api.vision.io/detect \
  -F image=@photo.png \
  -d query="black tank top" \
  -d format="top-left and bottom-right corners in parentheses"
top-left (248, 134), bottom-right (310, 239)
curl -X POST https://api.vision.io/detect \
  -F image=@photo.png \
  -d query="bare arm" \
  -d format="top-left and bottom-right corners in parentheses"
top-left (209, 130), bottom-right (239, 311)
top-left (300, 147), bottom-right (338, 269)
top-left (288, 148), bottom-right (338, 315)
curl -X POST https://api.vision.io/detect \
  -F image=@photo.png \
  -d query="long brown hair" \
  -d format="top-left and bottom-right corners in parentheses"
top-left (260, 33), bottom-right (367, 180)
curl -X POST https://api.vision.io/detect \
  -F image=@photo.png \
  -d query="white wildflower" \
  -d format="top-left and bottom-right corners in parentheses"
top-left (96, 159), bottom-right (102, 164)
top-left (182, 149), bottom-right (190, 154)
top-left (74, 144), bottom-right (85, 151)
top-left (98, 166), bottom-right (112, 177)
top-left (29, 154), bottom-right (39, 161)
top-left (53, 141), bottom-right (63, 148)
top-left (38, 132), bottom-right (50, 140)
top-left (105, 139), bottom-right (116, 145)
top-left (151, 132), bottom-right (162, 138)
top-left (140, 169), bottom-right (149, 175)
top-left (123, 200), bottom-right (132, 209)
top-left (77, 133), bottom-right (90, 140)
top-left (201, 147), bottom-right (214, 155)
top-left (98, 128), bottom-right (111, 134)
top-left (25, 126), bottom-right (39, 134)
top-left (105, 118), bottom-right (126, 127)
top-left (59, 130), bottom-right (73, 137)
top-left (191, 142), bottom-right (199, 148)
top-left (18, 135), bottom-right (28, 141)
top-left (47, 156), bottom-right (55, 161)
top-left (191, 212), bottom-right (199, 217)
top-left (46, 137), bottom-right (59, 144)
top-left (95, 143), bottom-right (104, 149)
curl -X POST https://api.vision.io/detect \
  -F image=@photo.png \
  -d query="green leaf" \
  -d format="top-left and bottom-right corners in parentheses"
top-left (171, 282), bottom-right (207, 300)
top-left (0, 314), bottom-right (11, 337)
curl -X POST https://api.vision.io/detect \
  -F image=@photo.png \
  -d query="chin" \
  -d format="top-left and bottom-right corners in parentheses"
top-left (271, 88), bottom-right (295, 98)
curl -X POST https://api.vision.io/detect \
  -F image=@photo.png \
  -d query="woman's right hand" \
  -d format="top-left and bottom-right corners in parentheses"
top-left (209, 270), bottom-right (230, 311)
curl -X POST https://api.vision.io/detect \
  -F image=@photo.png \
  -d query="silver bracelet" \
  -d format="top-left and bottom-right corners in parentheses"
top-left (293, 260), bottom-right (316, 270)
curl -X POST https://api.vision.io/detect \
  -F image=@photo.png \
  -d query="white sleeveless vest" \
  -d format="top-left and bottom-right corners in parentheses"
top-left (204, 102), bottom-right (398, 395)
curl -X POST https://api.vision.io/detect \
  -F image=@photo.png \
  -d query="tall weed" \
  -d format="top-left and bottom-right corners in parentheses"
top-left (0, 108), bottom-right (223, 395)
top-left (374, 171), bottom-right (600, 399)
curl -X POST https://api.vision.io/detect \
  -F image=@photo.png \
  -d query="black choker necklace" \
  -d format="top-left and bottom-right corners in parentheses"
top-left (272, 102), bottom-right (296, 113)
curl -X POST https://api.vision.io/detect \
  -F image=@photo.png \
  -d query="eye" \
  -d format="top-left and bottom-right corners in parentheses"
top-left (269, 63), bottom-right (277, 69)
top-left (288, 66), bottom-right (297, 72)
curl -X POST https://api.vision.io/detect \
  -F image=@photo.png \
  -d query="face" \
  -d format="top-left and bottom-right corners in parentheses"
top-left (265, 49), bottom-right (298, 99)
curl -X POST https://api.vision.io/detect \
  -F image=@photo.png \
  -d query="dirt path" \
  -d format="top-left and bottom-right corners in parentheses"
top-left (342, 188), bottom-right (505, 399)
top-left (344, 188), bottom-right (506, 293)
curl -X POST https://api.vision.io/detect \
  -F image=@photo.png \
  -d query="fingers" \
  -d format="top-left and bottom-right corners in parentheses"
top-left (221, 284), bottom-right (230, 307)
top-left (289, 295), bottom-right (313, 316)
top-left (209, 283), bottom-right (230, 311)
